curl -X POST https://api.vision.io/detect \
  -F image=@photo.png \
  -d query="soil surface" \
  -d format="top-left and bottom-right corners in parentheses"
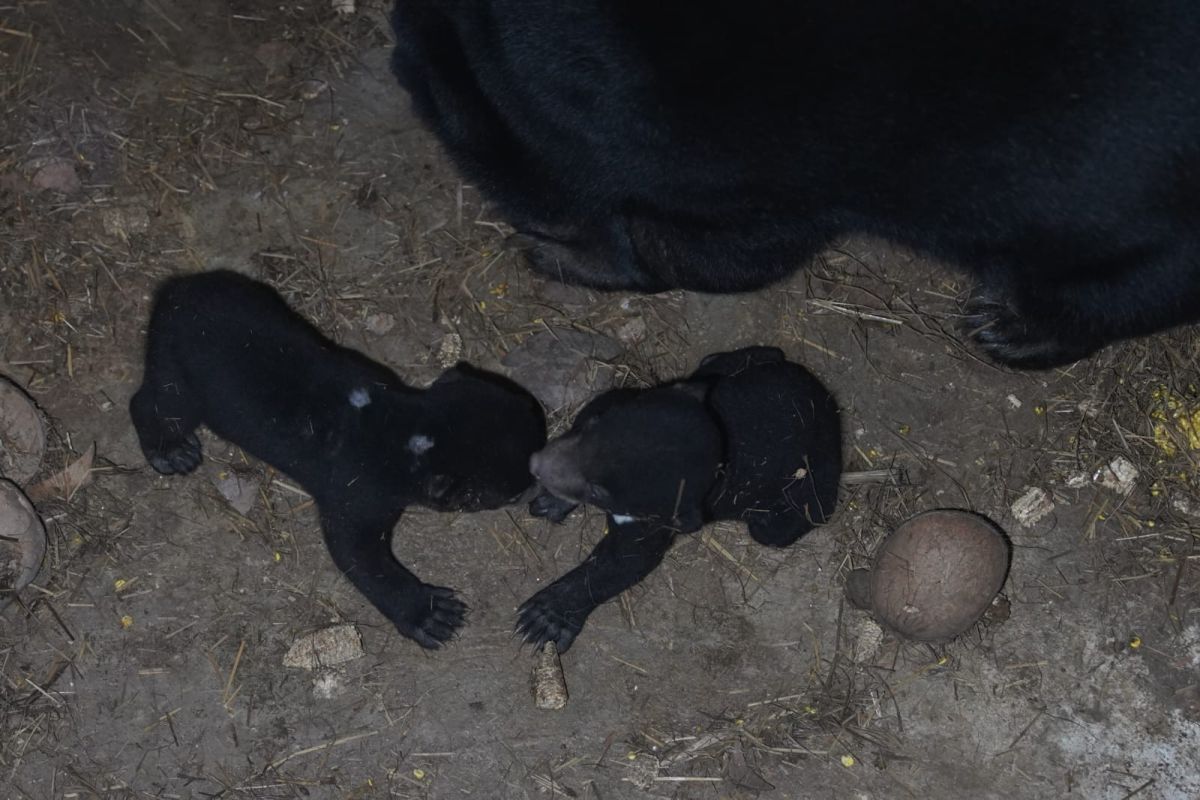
top-left (2, 2), bottom-right (1198, 798)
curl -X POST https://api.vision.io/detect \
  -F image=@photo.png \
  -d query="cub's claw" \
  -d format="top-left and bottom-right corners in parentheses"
top-left (528, 491), bottom-right (577, 523)
top-left (516, 588), bottom-right (585, 653)
top-left (402, 585), bottom-right (467, 649)
top-left (147, 432), bottom-right (203, 475)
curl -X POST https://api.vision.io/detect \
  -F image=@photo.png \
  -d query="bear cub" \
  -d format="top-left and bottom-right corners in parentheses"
top-left (517, 346), bottom-right (841, 652)
top-left (130, 270), bottom-right (546, 649)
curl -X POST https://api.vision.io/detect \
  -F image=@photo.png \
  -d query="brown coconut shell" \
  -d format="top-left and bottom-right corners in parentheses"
top-left (0, 478), bottom-right (47, 601)
top-left (0, 377), bottom-right (46, 483)
top-left (855, 509), bottom-right (1010, 641)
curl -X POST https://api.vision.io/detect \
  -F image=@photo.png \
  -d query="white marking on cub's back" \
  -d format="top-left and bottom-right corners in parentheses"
top-left (407, 434), bottom-right (435, 455)
top-left (348, 387), bottom-right (371, 408)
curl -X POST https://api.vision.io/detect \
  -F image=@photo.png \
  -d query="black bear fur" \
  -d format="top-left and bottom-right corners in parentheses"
top-left (518, 346), bottom-right (841, 651)
top-left (390, 1), bottom-right (1200, 368)
top-left (129, 270), bottom-right (546, 649)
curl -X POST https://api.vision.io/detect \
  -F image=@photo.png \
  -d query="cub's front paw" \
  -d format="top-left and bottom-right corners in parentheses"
top-left (516, 587), bottom-right (586, 653)
top-left (145, 432), bottom-right (203, 475)
top-left (963, 291), bottom-right (1094, 370)
top-left (528, 491), bottom-right (577, 524)
top-left (399, 585), bottom-right (467, 650)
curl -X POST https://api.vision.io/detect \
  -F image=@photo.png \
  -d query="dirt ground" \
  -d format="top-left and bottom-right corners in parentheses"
top-left (2, 2), bottom-right (1199, 798)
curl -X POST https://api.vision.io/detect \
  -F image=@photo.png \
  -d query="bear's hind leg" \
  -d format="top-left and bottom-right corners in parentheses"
top-left (965, 244), bottom-right (1200, 368)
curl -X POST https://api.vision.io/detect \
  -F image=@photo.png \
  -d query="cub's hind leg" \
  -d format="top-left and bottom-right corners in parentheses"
top-left (746, 511), bottom-right (810, 549)
top-left (746, 459), bottom-right (840, 548)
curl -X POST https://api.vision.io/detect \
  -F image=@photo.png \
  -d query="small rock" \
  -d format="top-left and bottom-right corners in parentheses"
top-left (1005, 394), bottom-right (1022, 410)
top-left (100, 206), bottom-right (150, 239)
top-left (435, 332), bottom-right (463, 368)
top-left (331, 0), bottom-right (355, 14)
top-left (176, 212), bottom-right (198, 240)
top-left (212, 470), bottom-right (260, 516)
top-left (1065, 472), bottom-right (1089, 489)
top-left (848, 617), bottom-right (884, 664)
top-left (1011, 486), bottom-right (1054, 528)
top-left (1172, 495), bottom-right (1200, 518)
top-left (1094, 456), bottom-right (1138, 494)
top-left (982, 595), bottom-right (1012, 625)
top-left (283, 624), bottom-right (365, 670)
top-left (623, 753), bottom-right (661, 791)
top-left (614, 315), bottom-right (647, 345)
top-left (312, 672), bottom-right (344, 699)
top-left (31, 160), bottom-right (81, 194)
top-left (364, 312), bottom-right (396, 336)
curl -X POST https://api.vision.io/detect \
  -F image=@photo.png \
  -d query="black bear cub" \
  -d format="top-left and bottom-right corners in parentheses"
top-left (517, 346), bottom-right (841, 652)
top-left (130, 270), bottom-right (546, 649)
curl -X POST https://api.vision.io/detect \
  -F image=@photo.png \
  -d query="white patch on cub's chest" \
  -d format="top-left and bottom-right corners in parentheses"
top-left (348, 387), bottom-right (371, 408)
top-left (610, 513), bottom-right (635, 525)
top-left (407, 434), bottom-right (435, 455)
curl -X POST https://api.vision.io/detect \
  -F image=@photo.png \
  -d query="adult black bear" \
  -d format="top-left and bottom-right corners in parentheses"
top-left (517, 347), bottom-right (841, 651)
top-left (130, 271), bottom-right (546, 648)
top-left (391, 1), bottom-right (1200, 368)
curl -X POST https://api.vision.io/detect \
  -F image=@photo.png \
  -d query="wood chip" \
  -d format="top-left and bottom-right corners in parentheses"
top-left (1011, 486), bottom-right (1054, 528)
top-left (532, 641), bottom-right (568, 710)
top-left (283, 624), bottom-right (365, 670)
